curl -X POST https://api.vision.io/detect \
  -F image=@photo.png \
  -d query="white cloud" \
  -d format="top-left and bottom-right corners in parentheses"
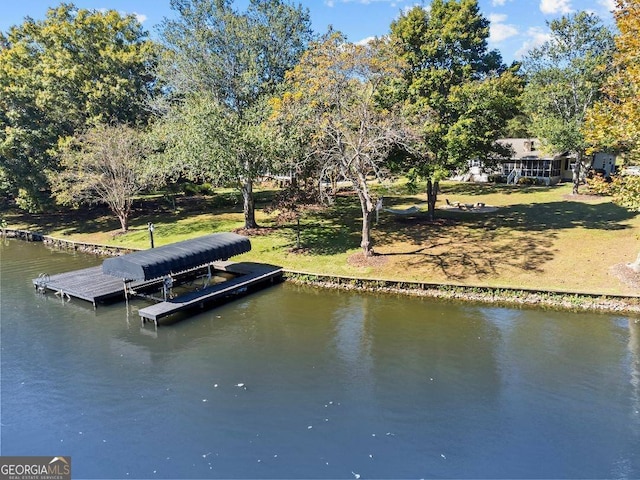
top-left (515, 26), bottom-right (552, 59)
top-left (355, 36), bottom-right (377, 45)
top-left (97, 7), bottom-right (147, 24)
top-left (490, 23), bottom-right (519, 43)
top-left (133, 12), bottom-right (148, 24)
top-left (597, 0), bottom-right (616, 11)
top-left (492, 0), bottom-right (508, 5)
top-left (539, 0), bottom-right (573, 15)
top-left (489, 13), bottom-right (508, 23)
top-left (325, 0), bottom-right (374, 3)
top-left (325, 0), bottom-right (418, 4)
top-left (401, 3), bottom-right (424, 14)
top-left (488, 13), bottom-right (519, 43)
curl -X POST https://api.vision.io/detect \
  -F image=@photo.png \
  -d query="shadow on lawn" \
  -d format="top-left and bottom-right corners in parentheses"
top-left (370, 199), bottom-right (636, 281)
top-left (441, 182), bottom-right (564, 196)
top-left (297, 198), bottom-right (363, 255)
top-left (374, 214), bottom-right (555, 281)
top-left (482, 200), bottom-right (634, 232)
top-left (8, 189), bottom-right (636, 284)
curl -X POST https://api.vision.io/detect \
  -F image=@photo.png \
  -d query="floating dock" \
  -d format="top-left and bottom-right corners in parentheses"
top-left (137, 262), bottom-right (282, 325)
top-left (33, 266), bottom-right (145, 306)
top-left (32, 233), bottom-right (283, 325)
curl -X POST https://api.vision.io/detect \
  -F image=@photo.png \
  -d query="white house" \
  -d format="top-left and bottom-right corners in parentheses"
top-left (461, 138), bottom-right (617, 185)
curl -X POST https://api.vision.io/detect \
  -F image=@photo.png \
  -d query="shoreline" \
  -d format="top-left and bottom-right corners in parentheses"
top-left (284, 271), bottom-right (640, 317)
top-left (4, 227), bottom-right (640, 317)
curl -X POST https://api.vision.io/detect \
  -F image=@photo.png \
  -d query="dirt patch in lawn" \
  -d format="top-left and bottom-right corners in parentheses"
top-left (347, 252), bottom-right (389, 268)
top-left (610, 263), bottom-right (640, 290)
top-left (562, 193), bottom-right (605, 202)
top-left (233, 227), bottom-right (276, 236)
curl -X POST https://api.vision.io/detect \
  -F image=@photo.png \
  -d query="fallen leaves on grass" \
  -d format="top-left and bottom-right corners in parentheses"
top-left (347, 252), bottom-right (389, 268)
top-left (610, 263), bottom-right (640, 289)
top-left (233, 227), bottom-right (276, 236)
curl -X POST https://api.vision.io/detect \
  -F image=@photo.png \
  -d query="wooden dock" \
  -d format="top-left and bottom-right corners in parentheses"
top-left (32, 266), bottom-right (135, 306)
top-left (138, 262), bottom-right (283, 325)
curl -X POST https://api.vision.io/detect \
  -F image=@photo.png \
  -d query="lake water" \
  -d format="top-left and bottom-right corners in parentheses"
top-left (1, 238), bottom-right (639, 479)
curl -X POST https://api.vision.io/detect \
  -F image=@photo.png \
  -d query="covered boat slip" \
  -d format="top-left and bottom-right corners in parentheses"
top-left (102, 233), bottom-right (251, 281)
top-left (33, 233), bottom-right (283, 323)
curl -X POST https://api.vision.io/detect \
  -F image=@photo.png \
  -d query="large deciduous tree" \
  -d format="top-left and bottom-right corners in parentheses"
top-left (0, 3), bottom-right (156, 210)
top-left (273, 34), bottom-right (422, 257)
top-left (53, 124), bottom-right (154, 232)
top-left (389, 0), bottom-right (521, 219)
top-left (584, 0), bottom-right (640, 270)
top-left (522, 11), bottom-right (615, 194)
top-left (154, 0), bottom-right (313, 229)
top-left (585, 0), bottom-right (640, 161)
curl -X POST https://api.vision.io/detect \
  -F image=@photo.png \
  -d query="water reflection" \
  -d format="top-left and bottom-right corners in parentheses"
top-left (630, 318), bottom-right (640, 420)
top-left (2, 239), bottom-right (640, 478)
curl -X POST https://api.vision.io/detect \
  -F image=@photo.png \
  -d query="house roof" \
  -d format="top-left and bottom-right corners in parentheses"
top-left (102, 233), bottom-right (251, 281)
top-left (496, 138), bottom-right (569, 160)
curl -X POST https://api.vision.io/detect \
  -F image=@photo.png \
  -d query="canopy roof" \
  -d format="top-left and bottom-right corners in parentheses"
top-left (102, 233), bottom-right (251, 281)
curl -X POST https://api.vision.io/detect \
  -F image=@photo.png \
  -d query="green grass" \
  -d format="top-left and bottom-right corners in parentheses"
top-left (5, 181), bottom-right (640, 295)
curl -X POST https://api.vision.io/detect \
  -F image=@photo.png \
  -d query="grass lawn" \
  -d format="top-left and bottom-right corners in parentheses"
top-left (4, 181), bottom-right (640, 296)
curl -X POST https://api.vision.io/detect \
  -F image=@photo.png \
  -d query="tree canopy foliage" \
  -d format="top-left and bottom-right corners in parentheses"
top-left (389, 0), bottom-right (521, 217)
top-left (273, 33), bottom-right (423, 256)
top-left (53, 124), bottom-right (155, 232)
top-left (154, 0), bottom-right (313, 229)
top-left (585, 0), bottom-right (640, 161)
top-left (0, 3), bottom-right (156, 210)
top-left (522, 11), bottom-right (615, 193)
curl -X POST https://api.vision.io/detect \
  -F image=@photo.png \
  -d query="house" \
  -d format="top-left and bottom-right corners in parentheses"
top-left (460, 138), bottom-right (617, 185)
top-left (497, 138), bottom-right (567, 185)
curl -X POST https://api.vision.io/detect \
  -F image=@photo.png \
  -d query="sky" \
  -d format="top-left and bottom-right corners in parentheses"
top-left (0, 0), bottom-right (617, 64)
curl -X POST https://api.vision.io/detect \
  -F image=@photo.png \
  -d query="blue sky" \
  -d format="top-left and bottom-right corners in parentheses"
top-left (0, 0), bottom-right (617, 64)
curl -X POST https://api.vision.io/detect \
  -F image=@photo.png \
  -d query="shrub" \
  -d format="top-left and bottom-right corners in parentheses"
top-left (517, 177), bottom-right (536, 185)
top-left (586, 174), bottom-right (612, 195)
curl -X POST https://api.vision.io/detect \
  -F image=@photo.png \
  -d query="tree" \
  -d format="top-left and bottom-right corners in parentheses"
top-left (52, 124), bottom-right (154, 232)
top-left (154, 0), bottom-right (313, 229)
top-left (585, 0), bottom-right (640, 161)
top-left (521, 11), bottom-right (615, 194)
top-left (0, 3), bottom-right (156, 210)
top-left (273, 34), bottom-right (422, 257)
top-left (587, 172), bottom-right (640, 271)
top-left (389, 1), bottom-right (520, 219)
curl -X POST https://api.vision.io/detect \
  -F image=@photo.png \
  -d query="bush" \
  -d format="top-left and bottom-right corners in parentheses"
top-left (184, 182), bottom-right (214, 195)
top-left (517, 177), bottom-right (536, 185)
top-left (611, 175), bottom-right (640, 211)
top-left (586, 174), bottom-right (612, 195)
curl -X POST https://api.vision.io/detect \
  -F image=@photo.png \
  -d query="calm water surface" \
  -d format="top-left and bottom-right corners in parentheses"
top-left (1, 239), bottom-right (639, 479)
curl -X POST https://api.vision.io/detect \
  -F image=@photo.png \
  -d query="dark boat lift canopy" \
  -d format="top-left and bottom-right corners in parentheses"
top-left (102, 232), bottom-right (251, 281)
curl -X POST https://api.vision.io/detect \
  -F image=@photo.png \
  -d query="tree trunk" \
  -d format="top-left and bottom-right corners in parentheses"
top-left (241, 179), bottom-right (258, 229)
top-left (351, 172), bottom-right (375, 257)
top-left (360, 203), bottom-right (375, 257)
top-left (572, 151), bottom-right (583, 195)
top-left (118, 212), bottom-right (129, 232)
top-left (360, 210), bottom-right (373, 256)
top-left (426, 178), bottom-right (439, 221)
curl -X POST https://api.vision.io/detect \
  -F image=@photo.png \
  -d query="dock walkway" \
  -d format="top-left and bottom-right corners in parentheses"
top-left (32, 266), bottom-right (142, 306)
top-left (138, 263), bottom-right (283, 325)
